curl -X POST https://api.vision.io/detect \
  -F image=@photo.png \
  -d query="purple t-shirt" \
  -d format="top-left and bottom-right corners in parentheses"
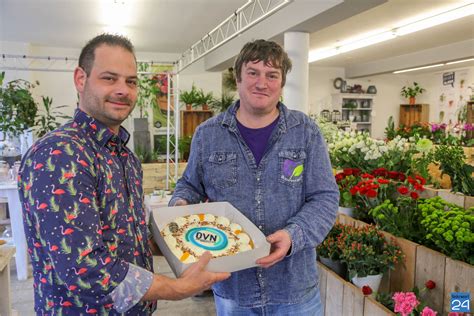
top-left (236, 116), bottom-right (279, 166)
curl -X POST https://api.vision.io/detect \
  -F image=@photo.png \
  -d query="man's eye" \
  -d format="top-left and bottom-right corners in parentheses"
top-left (103, 77), bottom-right (115, 81)
top-left (128, 80), bottom-right (138, 86)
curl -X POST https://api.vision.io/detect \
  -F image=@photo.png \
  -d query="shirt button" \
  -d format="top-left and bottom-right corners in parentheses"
top-left (256, 177), bottom-right (260, 181)
top-left (258, 225), bottom-right (263, 229)
top-left (258, 274), bottom-right (262, 278)
top-left (257, 200), bottom-right (261, 204)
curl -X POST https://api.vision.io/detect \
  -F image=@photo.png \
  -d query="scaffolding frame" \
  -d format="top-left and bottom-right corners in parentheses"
top-left (176, 0), bottom-right (292, 72)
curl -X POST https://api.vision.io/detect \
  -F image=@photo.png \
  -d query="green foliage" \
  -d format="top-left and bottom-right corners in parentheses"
top-left (195, 89), bottom-right (213, 108)
top-left (0, 71), bottom-right (39, 136)
top-left (316, 223), bottom-right (347, 260)
top-left (136, 63), bottom-right (158, 118)
top-left (369, 197), bottom-right (424, 243)
top-left (384, 116), bottom-right (396, 140)
top-left (418, 196), bottom-right (474, 264)
top-left (35, 96), bottom-right (71, 138)
top-left (400, 82), bottom-right (426, 98)
top-left (223, 67), bottom-right (237, 91)
top-left (210, 91), bottom-right (235, 113)
top-left (180, 84), bottom-right (200, 106)
top-left (433, 145), bottom-right (474, 195)
top-left (178, 136), bottom-right (192, 161)
top-left (135, 145), bottom-right (153, 163)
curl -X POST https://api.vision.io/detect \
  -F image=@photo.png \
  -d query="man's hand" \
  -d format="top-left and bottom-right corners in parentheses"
top-left (171, 199), bottom-right (188, 207)
top-left (255, 230), bottom-right (292, 269)
top-left (142, 252), bottom-right (230, 301)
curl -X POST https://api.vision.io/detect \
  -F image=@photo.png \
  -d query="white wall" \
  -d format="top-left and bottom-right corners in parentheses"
top-left (309, 65), bottom-right (474, 139)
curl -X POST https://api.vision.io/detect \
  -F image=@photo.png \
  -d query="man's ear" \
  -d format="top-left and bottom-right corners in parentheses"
top-left (74, 67), bottom-right (87, 93)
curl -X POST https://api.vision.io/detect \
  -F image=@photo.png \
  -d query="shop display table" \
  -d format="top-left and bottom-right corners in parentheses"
top-left (0, 245), bottom-right (16, 315)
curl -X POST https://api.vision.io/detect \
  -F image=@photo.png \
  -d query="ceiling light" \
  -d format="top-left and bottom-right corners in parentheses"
top-left (393, 64), bottom-right (445, 74)
top-left (395, 3), bottom-right (474, 36)
top-left (446, 58), bottom-right (474, 65)
top-left (308, 2), bottom-right (474, 63)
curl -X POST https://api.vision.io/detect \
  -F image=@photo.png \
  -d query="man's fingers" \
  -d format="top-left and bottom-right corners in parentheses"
top-left (196, 251), bottom-right (213, 268)
top-left (213, 272), bottom-right (231, 282)
top-left (256, 249), bottom-right (285, 265)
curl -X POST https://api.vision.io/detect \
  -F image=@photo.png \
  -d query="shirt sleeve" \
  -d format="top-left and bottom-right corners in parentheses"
top-left (108, 263), bottom-right (154, 312)
top-left (284, 122), bottom-right (339, 255)
top-left (20, 140), bottom-right (131, 305)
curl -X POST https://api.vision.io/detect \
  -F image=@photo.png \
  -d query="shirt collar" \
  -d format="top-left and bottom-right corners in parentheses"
top-left (73, 109), bottom-right (130, 149)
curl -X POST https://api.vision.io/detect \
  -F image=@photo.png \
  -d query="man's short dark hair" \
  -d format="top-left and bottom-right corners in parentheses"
top-left (78, 33), bottom-right (136, 76)
top-left (234, 39), bottom-right (292, 87)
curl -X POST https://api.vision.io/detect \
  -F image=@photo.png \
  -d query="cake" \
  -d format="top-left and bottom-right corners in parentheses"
top-left (161, 213), bottom-right (254, 263)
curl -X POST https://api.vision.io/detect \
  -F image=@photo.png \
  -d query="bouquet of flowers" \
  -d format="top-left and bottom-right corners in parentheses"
top-left (153, 73), bottom-right (170, 97)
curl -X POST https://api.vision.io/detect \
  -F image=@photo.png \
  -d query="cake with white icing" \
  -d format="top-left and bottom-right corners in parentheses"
top-left (161, 213), bottom-right (254, 263)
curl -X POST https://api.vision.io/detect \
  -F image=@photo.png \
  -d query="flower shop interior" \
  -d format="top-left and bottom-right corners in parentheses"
top-left (0, 0), bottom-right (473, 315)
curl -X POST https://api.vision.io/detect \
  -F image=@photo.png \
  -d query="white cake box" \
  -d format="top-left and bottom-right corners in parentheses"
top-left (150, 201), bottom-right (271, 277)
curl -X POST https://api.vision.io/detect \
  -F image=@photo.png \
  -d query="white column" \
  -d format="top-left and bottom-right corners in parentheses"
top-left (283, 32), bottom-right (309, 113)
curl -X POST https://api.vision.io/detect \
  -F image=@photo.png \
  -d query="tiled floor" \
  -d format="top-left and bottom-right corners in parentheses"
top-left (10, 256), bottom-right (216, 315)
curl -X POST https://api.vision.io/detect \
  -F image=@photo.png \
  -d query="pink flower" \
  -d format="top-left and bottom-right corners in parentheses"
top-left (421, 306), bottom-right (437, 316)
top-left (392, 292), bottom-right (419, 316)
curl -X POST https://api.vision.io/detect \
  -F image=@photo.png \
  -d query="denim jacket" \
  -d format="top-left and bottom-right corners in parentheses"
top-left (171, 102), bottom-right (339, 307)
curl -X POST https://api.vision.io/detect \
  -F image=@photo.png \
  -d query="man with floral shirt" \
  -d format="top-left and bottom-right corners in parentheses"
top-left (171, 39), bottom-right (338, 315)
top-left (18, 33), bottom-right (229, 315)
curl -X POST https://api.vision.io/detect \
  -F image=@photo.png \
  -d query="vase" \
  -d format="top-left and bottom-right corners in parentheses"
top-left (351, 273), bottom-right (383, 292)
top-left (319, 257), bottom-right (346, 278)
top-left (338, 206), bottom-right (354, 217)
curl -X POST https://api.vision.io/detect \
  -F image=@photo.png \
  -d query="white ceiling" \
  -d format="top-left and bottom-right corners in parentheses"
top-left (0, 0), bottom-right (473, 76)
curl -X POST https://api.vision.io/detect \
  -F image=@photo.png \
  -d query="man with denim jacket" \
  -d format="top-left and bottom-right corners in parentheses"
top-left (170, 39), bottom-right (339, 315)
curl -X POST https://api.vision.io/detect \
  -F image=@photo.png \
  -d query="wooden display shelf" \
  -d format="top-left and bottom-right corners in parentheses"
top-left (180, 110), bottom-right (213, 137)
top-left (399, 104), bottom-right (429, 127)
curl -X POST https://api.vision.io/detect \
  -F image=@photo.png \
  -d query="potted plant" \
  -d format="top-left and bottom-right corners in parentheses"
top-left (0, 71), bottom-right (39, 138)
top-left (210, 91), bottom-right (235, 113)
top-left (180, 84), bottom-right (199, 110)
top-left (317, 223), bottom-right (350, 278)
top-left (340, 225), bottom-right (404, 292)
top-left (335, 168), bottom-right (361, 216)
top-left (195, 89), bottom-right (213, 111)
top-left (401, 82), bottom-right (425, 105)
top-left (178, 135), bottom-right (192, 161)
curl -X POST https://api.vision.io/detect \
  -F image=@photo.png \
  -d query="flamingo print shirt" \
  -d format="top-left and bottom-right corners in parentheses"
top-left (19, 109), bottom-right (155, 315)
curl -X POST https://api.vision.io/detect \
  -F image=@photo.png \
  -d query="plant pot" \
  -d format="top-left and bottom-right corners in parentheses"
top-left (409, 96), bottom-right (416, 105)
top-left (338, 206), bottom-right (354, 217)
top-left (202, 103), bottom-right (209, 110)
top-left (320, 257), bottom-right (346, 278)
top-left (351, 273), bottom-right (383, 293)
top-left (185, 104), bottom-right (192, 110)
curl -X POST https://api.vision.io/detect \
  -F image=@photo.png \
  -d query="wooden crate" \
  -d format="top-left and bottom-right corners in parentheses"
top-left (399, 104), bottom-right (429, 127)
top-left (318, 262), bottom-right (328, 316)
top-left (343, 280), bottom-right (365, 316)
top-left (364, 296), bottom-right (396, 316)
top-left (415, 245), bottom-right (446, 313)
top-left (437, 190), bottom-right (474, 209)
top-left (389, 237), bottom-right (419, 293)
top-left (325, 265), bottom-right (345, 315)
top-left (443, 257), bottom-right (474, 315)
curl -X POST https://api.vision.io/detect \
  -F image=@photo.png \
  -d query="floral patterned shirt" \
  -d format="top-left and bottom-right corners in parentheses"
top-left (18, 109), bottom-right (155, 315)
